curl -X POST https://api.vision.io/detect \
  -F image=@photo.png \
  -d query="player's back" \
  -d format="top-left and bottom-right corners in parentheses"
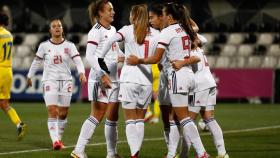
top-left (119, 25), bottom-right (159, 85)
top-left (0, 27), bottom-right (13, 67)
top-left (191, 48), bottom-right (216, 92)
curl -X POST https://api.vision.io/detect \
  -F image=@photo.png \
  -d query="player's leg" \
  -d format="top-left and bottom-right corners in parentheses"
top-left (105, 82), bottom-right (122, 158)
top-left (72, 82), bottom-right (107, 156)
top-left (170, 93), bottom-right (207, 158)
top-left (0, 68), bottom-right (26, 140)
top-left (167, 110), bottom-right (180, 158)
top-left (201, 88), bottom-right (228, 158)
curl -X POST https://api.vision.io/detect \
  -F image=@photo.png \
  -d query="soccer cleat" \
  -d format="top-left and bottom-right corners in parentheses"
top-left (196, 152), bottom-right (210, 158)
top-left (216, 153), bottom-right (229, 158)
top-left (53, 141), bottom-right (63, 150)
top-left (106, 154), bottom-right (122, 158)
top-left (70, 150), bottom-right (88, 158)
top-left (144, 111), bottom-right (153, 123)
top-left (131, 151), bottom-right (139, 158)
top-left (59, 140), bottom-right (65, 149)
top-left (149, 117), bottom-right (159, 124)
top-left (17, 122), bottom-right (27, 141)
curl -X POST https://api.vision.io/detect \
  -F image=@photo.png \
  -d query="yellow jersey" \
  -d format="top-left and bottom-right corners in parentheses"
top-left (0, 26), bottom-right (13, 67)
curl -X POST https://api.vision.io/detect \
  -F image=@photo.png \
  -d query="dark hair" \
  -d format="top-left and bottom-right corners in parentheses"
top-left (130, 4), bottom-right (149, 45)
top-left (0, 12), bottom-right (9, 26)
top-left (148, 3), bottom-right (163, 16)
top-left (88, 0), bottom-right (110, 26)
top-left (163, 3), bottom-right (198, 49)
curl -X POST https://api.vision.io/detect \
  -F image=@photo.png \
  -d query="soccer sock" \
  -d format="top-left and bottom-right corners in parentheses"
top-left (204, 118), bottom-right (226, 156)
top-left (7, 107), bottom-right (21, 126)
top-left (181, 117), bottom-right (206, 157)
top-left (75, 116), bottom-right (99, 153)
top-left (58, 119), bottom-right (67, 141)
top-left (126, 120), bottom-right (138, 156)
top-left (153, 99), bottom-right (160, 118)
top-left (105, 119), bottom-right (118, 156)
top-left (167, 120), bottom-right (180, 158)
top-left (135, 119), bottom-right (145, 151)
top-left (180, 132), bottom-right (191, 158)
top-left (163, 127), bottom-right (170, 147)
top-left (48, 118), bottom-right (59, 143)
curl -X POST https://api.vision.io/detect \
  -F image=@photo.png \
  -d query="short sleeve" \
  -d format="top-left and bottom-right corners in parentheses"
top-left (157, 28), bottom-right (172, 50)
top-left (36, 43), bottom-right (45, 59)
top-left (87, 28), bottom-right (101, 46)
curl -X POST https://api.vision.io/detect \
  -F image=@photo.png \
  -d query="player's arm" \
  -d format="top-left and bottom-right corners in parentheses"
top-left (100, 33), bottom-right (123, 58)
top-left (171, 56), bottom-right (200, 71)
top-left (27, 56), bottom-right (43, 87)
top-left (71, 52), bottom-right (87, 84)
top-left (127, 47), bottom-right (165, 65)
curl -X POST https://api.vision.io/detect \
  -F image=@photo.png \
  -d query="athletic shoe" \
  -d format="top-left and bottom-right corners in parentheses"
top-left (17, 122), bottom-right (27, 141)
top-left (70, 150), bottom-right (88, 158)
top-left (196, 152), bottom-right (210, 158)
top-left (53, 141), bottom-right (63, 150)
top-left (216, 153), bottom-right (229, 158)
top-left (106, 154), bottom-right (122, 158)
top-left (131, 151), bottom-right (139, 158)
top-left (144, 111), bottom-right (153, 123)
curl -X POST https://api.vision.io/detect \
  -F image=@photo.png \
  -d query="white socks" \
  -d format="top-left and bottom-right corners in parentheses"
top-left (204, 118), bottom-right (226, 156)
top-left (48, 118), bottom-right (59, 143)
top-left (105, 119), bottom-right (118, 156)
top-left (58, 119), bottom-right (67, 140)
top-left (74, 116), bottom-right (99, 153)
top-left (181, 117), bottom-right (206, 157)
top-left (167, 121), bottom-right (180, 158)
top-left (126, 120), bottom-right (139, 156)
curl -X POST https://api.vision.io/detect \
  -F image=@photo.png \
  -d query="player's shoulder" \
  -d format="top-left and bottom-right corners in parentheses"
top-left (38, 39), bottom-right (50, 47)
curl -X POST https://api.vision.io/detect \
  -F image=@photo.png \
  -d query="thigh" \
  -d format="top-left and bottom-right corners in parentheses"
top-left (43, 80), bottom-right (59, 106)
top-left (0, 68), bottom-right (12, 99)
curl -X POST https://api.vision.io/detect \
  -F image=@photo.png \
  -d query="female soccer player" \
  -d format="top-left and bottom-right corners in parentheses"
top-left (27, 19), bottom-right (86, 150)
top-left (71, 1), bottom-right (122, 158)
top-left (127, 3), bottom-right (209, 158)
top-left (0, 12), bottom-right (27, 141)
top-left (98, 4), bottom-right (160, 158)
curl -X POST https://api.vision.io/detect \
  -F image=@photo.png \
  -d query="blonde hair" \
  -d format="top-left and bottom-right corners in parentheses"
top-left (130, 4), bottom-right (149, 45)
top-left (88, 0), bottom-right (109, 26)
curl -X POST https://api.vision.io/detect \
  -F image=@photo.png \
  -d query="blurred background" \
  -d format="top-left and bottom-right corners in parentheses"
top-left (0, 0), bottom-right (279, 103)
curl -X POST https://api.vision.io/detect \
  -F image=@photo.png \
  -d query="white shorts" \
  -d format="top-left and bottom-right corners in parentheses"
top-left (158, 72), bottom-right (171, 106)
top-left (42, 80), bottom-right (72, 107)
top-left (169, 93), bottom-right (189, 107)
top-left (194, 87), bottom-right (216, 107)
top-left (188, 105), bottom-right (215, 113)
top-left (118, 82), bottom-right (152, 109)
top-left (88, 81), bottom-right (119, 103)
top-left (169, 68), bottom-right (195, 94)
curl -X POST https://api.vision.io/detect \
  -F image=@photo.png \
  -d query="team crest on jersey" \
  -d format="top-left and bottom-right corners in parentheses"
top-left (45, 85), bottom-right (50, 91)
top-left (64, 48), bottom-right (69, 54)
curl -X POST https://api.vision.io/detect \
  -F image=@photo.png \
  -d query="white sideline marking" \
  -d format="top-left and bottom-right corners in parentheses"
top-left (0, 125), bottom-right (279, 155)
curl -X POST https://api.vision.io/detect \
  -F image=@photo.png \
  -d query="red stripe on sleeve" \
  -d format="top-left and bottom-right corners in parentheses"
top-left (117, 32), bottom-right (125, 41)
top-left (87, 41), bottom-right (98, 46)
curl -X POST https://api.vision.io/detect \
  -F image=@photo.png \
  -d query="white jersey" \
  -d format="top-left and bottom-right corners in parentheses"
top-left (118, 25), bottom-right (160, 85)
top-left (87, 23), bottom-right (119, 82)
top-left (191, 47), bottom-right (216, 92)
top-left (160, 52), bottom-right (172, 75)
top-left (157, 23), bottom-right (192, 71)
top-left (35, 40), bottom-right (80, 81)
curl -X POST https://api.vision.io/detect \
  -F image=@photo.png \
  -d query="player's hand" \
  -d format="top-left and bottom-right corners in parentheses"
top-left (118, 55), bottom-right (125, 63)
top-left (171, 60), bottom-right (185, 71)
top-left (101, 74), bottom-right (112, 89)
top-left (157, 63), bottom-right (163, 71)
top-left (79, 73), bottom-right (87, 85)
top-left (27, 77), bottom-right (32, 87)
top-left (127, 55), bottom-right (139, 65)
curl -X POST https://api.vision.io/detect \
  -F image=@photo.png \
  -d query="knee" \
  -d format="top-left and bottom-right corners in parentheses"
top-left (47, 107), bottom-right (58, 118)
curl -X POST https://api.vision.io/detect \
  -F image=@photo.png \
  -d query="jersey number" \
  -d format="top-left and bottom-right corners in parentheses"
top-left (144, 40), bottom-right (149, 58)
top-left (2, 42), bottom-right (12, 61)
top-left (54, 55), bottom-right (62, 64)
top-left (181, 36), bottom-right (190, 50)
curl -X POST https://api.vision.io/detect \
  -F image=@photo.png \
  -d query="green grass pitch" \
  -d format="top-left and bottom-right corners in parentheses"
top-left (0, 103), bottom-right (279, 158)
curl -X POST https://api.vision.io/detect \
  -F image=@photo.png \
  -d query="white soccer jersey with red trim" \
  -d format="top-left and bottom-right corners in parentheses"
top-left (117, 25), bottom-right (160, 85)
top-left (191, 47), bottom-right (216, 92)
top-left (36, 39), bottom-right (80, 81)
top-left (87, 23), bottom-right (119, 82)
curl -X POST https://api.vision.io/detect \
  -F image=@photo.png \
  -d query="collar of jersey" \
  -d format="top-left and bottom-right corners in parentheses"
top-left (98, 21), bottom-right (111, 30)
top-left (49, 38), bottom-right (65, 45)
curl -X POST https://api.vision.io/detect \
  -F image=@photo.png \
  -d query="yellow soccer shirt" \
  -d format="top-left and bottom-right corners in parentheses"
top-left (0, 26), bottom-right (13, 67)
